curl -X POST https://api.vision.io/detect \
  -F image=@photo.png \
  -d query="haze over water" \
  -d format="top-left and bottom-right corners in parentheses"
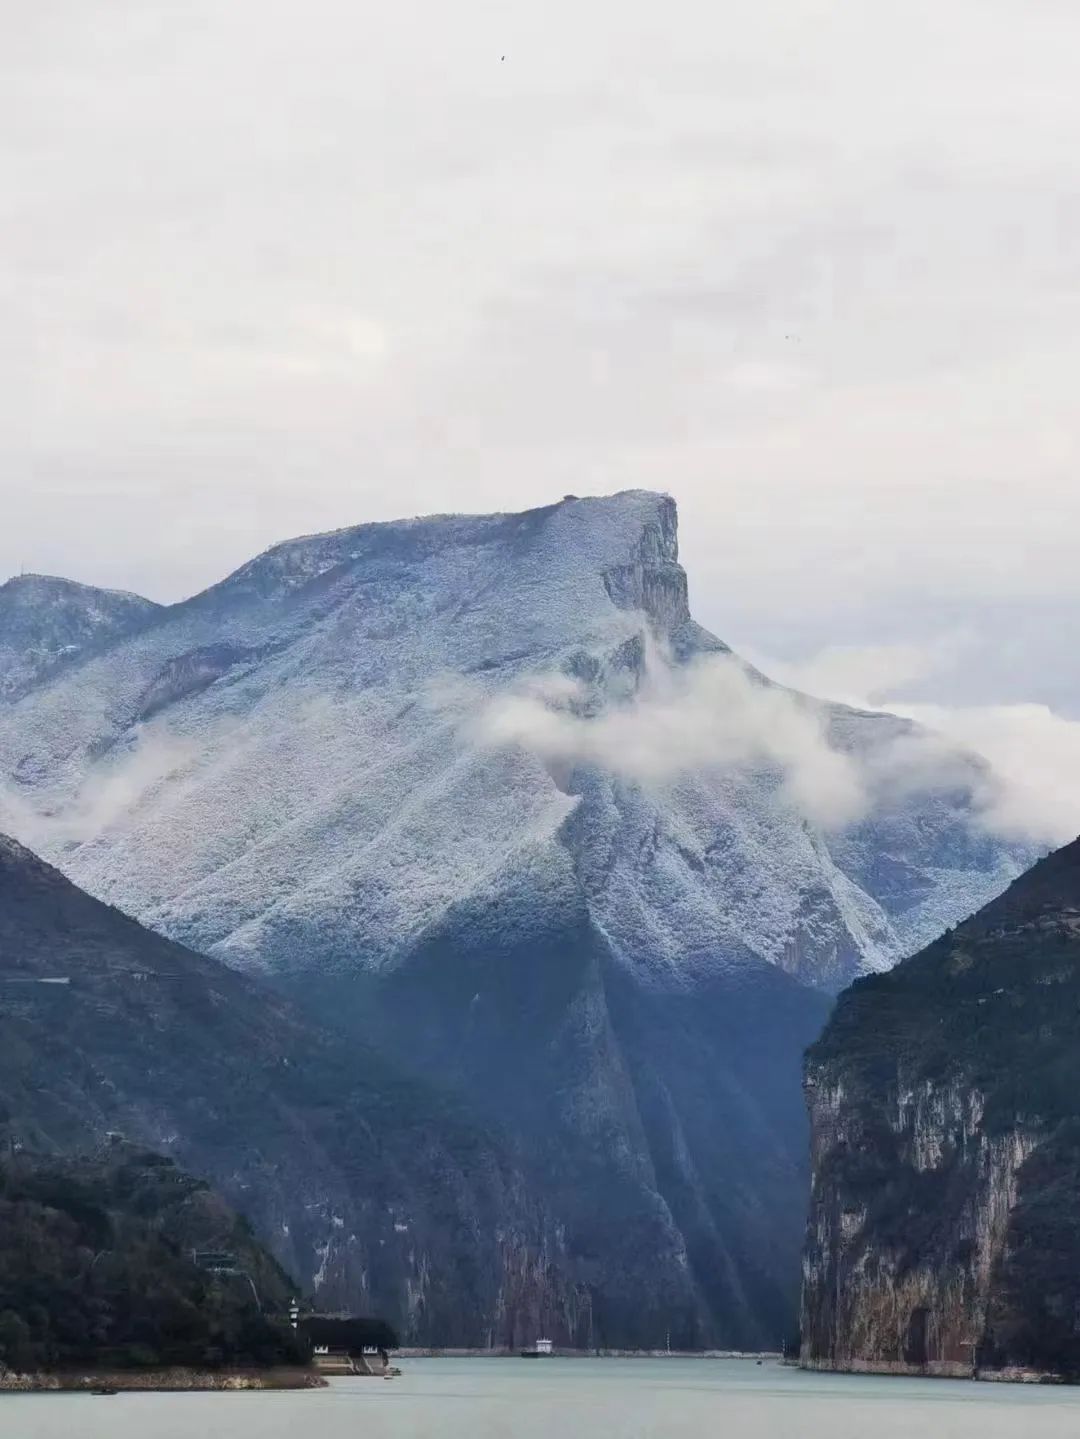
top-left (6, 1359), bottom-right (1080, 1438)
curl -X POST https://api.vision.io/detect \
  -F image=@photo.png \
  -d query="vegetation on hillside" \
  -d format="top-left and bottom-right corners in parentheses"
top-left (806, 839), bottom-right (1080, 1374)
top-left (0, 1147), bottom-right (308, 1373)
top-left (0, 831), bottom-right (583, 1347)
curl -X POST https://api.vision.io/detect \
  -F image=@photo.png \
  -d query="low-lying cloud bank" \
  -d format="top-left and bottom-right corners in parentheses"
top-left (758, 642), bottom-right (1080, 848)
top-left (0, 729), bottom-right (198, 856)
top-left (872, 699), bottom-right (1080, 848)
top-left (1, 641), bottom-right (1073, 860)
top-left (476, 642), bottom-right (1078, 848)
top-left (477, 649), bottom-right (865, 831)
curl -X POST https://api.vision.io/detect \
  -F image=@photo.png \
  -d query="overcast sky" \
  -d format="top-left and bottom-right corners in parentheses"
top-left (4, 0), bottom-right (1079, 716)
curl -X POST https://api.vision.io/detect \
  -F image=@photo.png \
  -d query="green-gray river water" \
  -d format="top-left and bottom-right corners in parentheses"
top-left (6, 1357), bottom-right (1080, 1437)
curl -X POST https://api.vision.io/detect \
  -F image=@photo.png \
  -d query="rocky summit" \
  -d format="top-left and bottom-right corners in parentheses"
top-left (0, 491), bottom-right (1033, 1346)
top-left (802, 837), bottom-right (1080, 1380)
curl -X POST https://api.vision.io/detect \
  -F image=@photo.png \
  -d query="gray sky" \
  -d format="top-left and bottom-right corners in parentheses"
top-left (4, 0), bottom-right (1080, 717)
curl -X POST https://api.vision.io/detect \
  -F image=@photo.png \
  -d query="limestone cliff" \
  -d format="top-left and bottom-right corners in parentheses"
top-left (801, 838), bottom-right (1080, 1380)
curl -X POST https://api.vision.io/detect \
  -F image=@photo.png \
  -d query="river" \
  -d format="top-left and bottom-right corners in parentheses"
top-left (5, 1357), bottom-right (1080, 1437)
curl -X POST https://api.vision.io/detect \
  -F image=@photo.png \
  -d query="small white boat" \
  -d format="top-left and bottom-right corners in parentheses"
top-left (520, 1338), bottom-right (554, 1358)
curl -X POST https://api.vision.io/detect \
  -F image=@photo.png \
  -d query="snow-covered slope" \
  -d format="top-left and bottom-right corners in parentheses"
top-left (0, 493), bottom-right (1023, 994)
top-left (0, 573), bottom-right (161, 699)
top-left (0, 492), bottom-right (1032, 1345)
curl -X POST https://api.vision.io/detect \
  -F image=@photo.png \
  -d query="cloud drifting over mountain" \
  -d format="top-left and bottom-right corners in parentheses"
top-left (762, 642), bottom-right (1080, 848)
top-left (476, 643), bottom-right (1080, 849)
top-left (2, 625), bottom-right (1070, 861)
top-left (476, 649), bottom-right (866, 831)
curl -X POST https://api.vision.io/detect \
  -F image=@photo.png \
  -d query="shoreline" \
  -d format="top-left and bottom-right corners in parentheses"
top-left (0, 1366), bottom-right (325, 1393)
top-left (395, 1348), bottom-right (781, 1360)
top-left (799, 1358), bottom-right (1064, 1386)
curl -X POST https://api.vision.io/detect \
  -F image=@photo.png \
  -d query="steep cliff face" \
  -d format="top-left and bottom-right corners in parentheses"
top-left (802, 838), bottom-right (1080, 1380)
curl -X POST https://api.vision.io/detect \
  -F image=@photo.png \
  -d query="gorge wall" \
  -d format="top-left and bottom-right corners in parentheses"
top-left (802, 838), bottom-right (1080, 1380)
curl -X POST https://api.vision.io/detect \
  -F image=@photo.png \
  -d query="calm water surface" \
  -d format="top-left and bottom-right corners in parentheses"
top-left (6, 1358), bottom-right (1080, 1438)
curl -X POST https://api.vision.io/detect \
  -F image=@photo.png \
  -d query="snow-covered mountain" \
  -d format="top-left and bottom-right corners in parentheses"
top-left (0, 491), bottom-right (1031, 1345)
top-left (0, 573), bottom-right (161, 699)
top-left (0, 494), bottom-right (1023, 990)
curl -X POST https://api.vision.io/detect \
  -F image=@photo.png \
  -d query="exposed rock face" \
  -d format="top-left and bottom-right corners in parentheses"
top-left (0, 492), bottom-right (1033, 1346)
top-left (801, 839), bottom-right (1080, 1380)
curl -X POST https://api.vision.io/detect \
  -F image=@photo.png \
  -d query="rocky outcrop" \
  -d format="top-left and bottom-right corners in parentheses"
top-left (600, 493), bottom-right (690, 630)
top-left (802, 1076), bottom-right (1040, 1377)
top-left (801, 839), bottom-right (1080, 1380)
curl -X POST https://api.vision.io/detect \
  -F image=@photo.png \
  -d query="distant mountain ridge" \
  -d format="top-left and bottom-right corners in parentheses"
top-left (0, 491), bottom-right (1033, 1346)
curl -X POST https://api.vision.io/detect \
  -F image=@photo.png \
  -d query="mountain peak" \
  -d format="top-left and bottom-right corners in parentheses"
top-left (0, 572), bottom-right (155, 605)
top-left (182, 488), bottom-right (687, 636)
top-left (0, 574), bottom-right (161, 698)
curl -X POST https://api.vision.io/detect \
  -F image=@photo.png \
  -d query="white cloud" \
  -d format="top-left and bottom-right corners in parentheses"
top-left (0, 725), bottom-right (196, 852)
top-left (888, 702), bottom-right (1080, 848)
top-left (473, 637), bottom-right (1080, 850)
top-left (754, 640), bottom-right (1080, 847)
top-left (751, 637), bottom-right (971, 710)
top-left (477, 646), bottom-right (874, 832)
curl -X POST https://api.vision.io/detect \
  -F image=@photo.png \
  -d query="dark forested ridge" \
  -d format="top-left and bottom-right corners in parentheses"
top-left (0, 832), bottom-right (584, 1345)
top-left (0, 827), bottom-right (827, 1348)
top-left (802, 837), bottom-right (1080, 1379)
top-left (0, 1148), bottom-right (304, 1372)
top-left (317, 904), bottom-right (829, 1350)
